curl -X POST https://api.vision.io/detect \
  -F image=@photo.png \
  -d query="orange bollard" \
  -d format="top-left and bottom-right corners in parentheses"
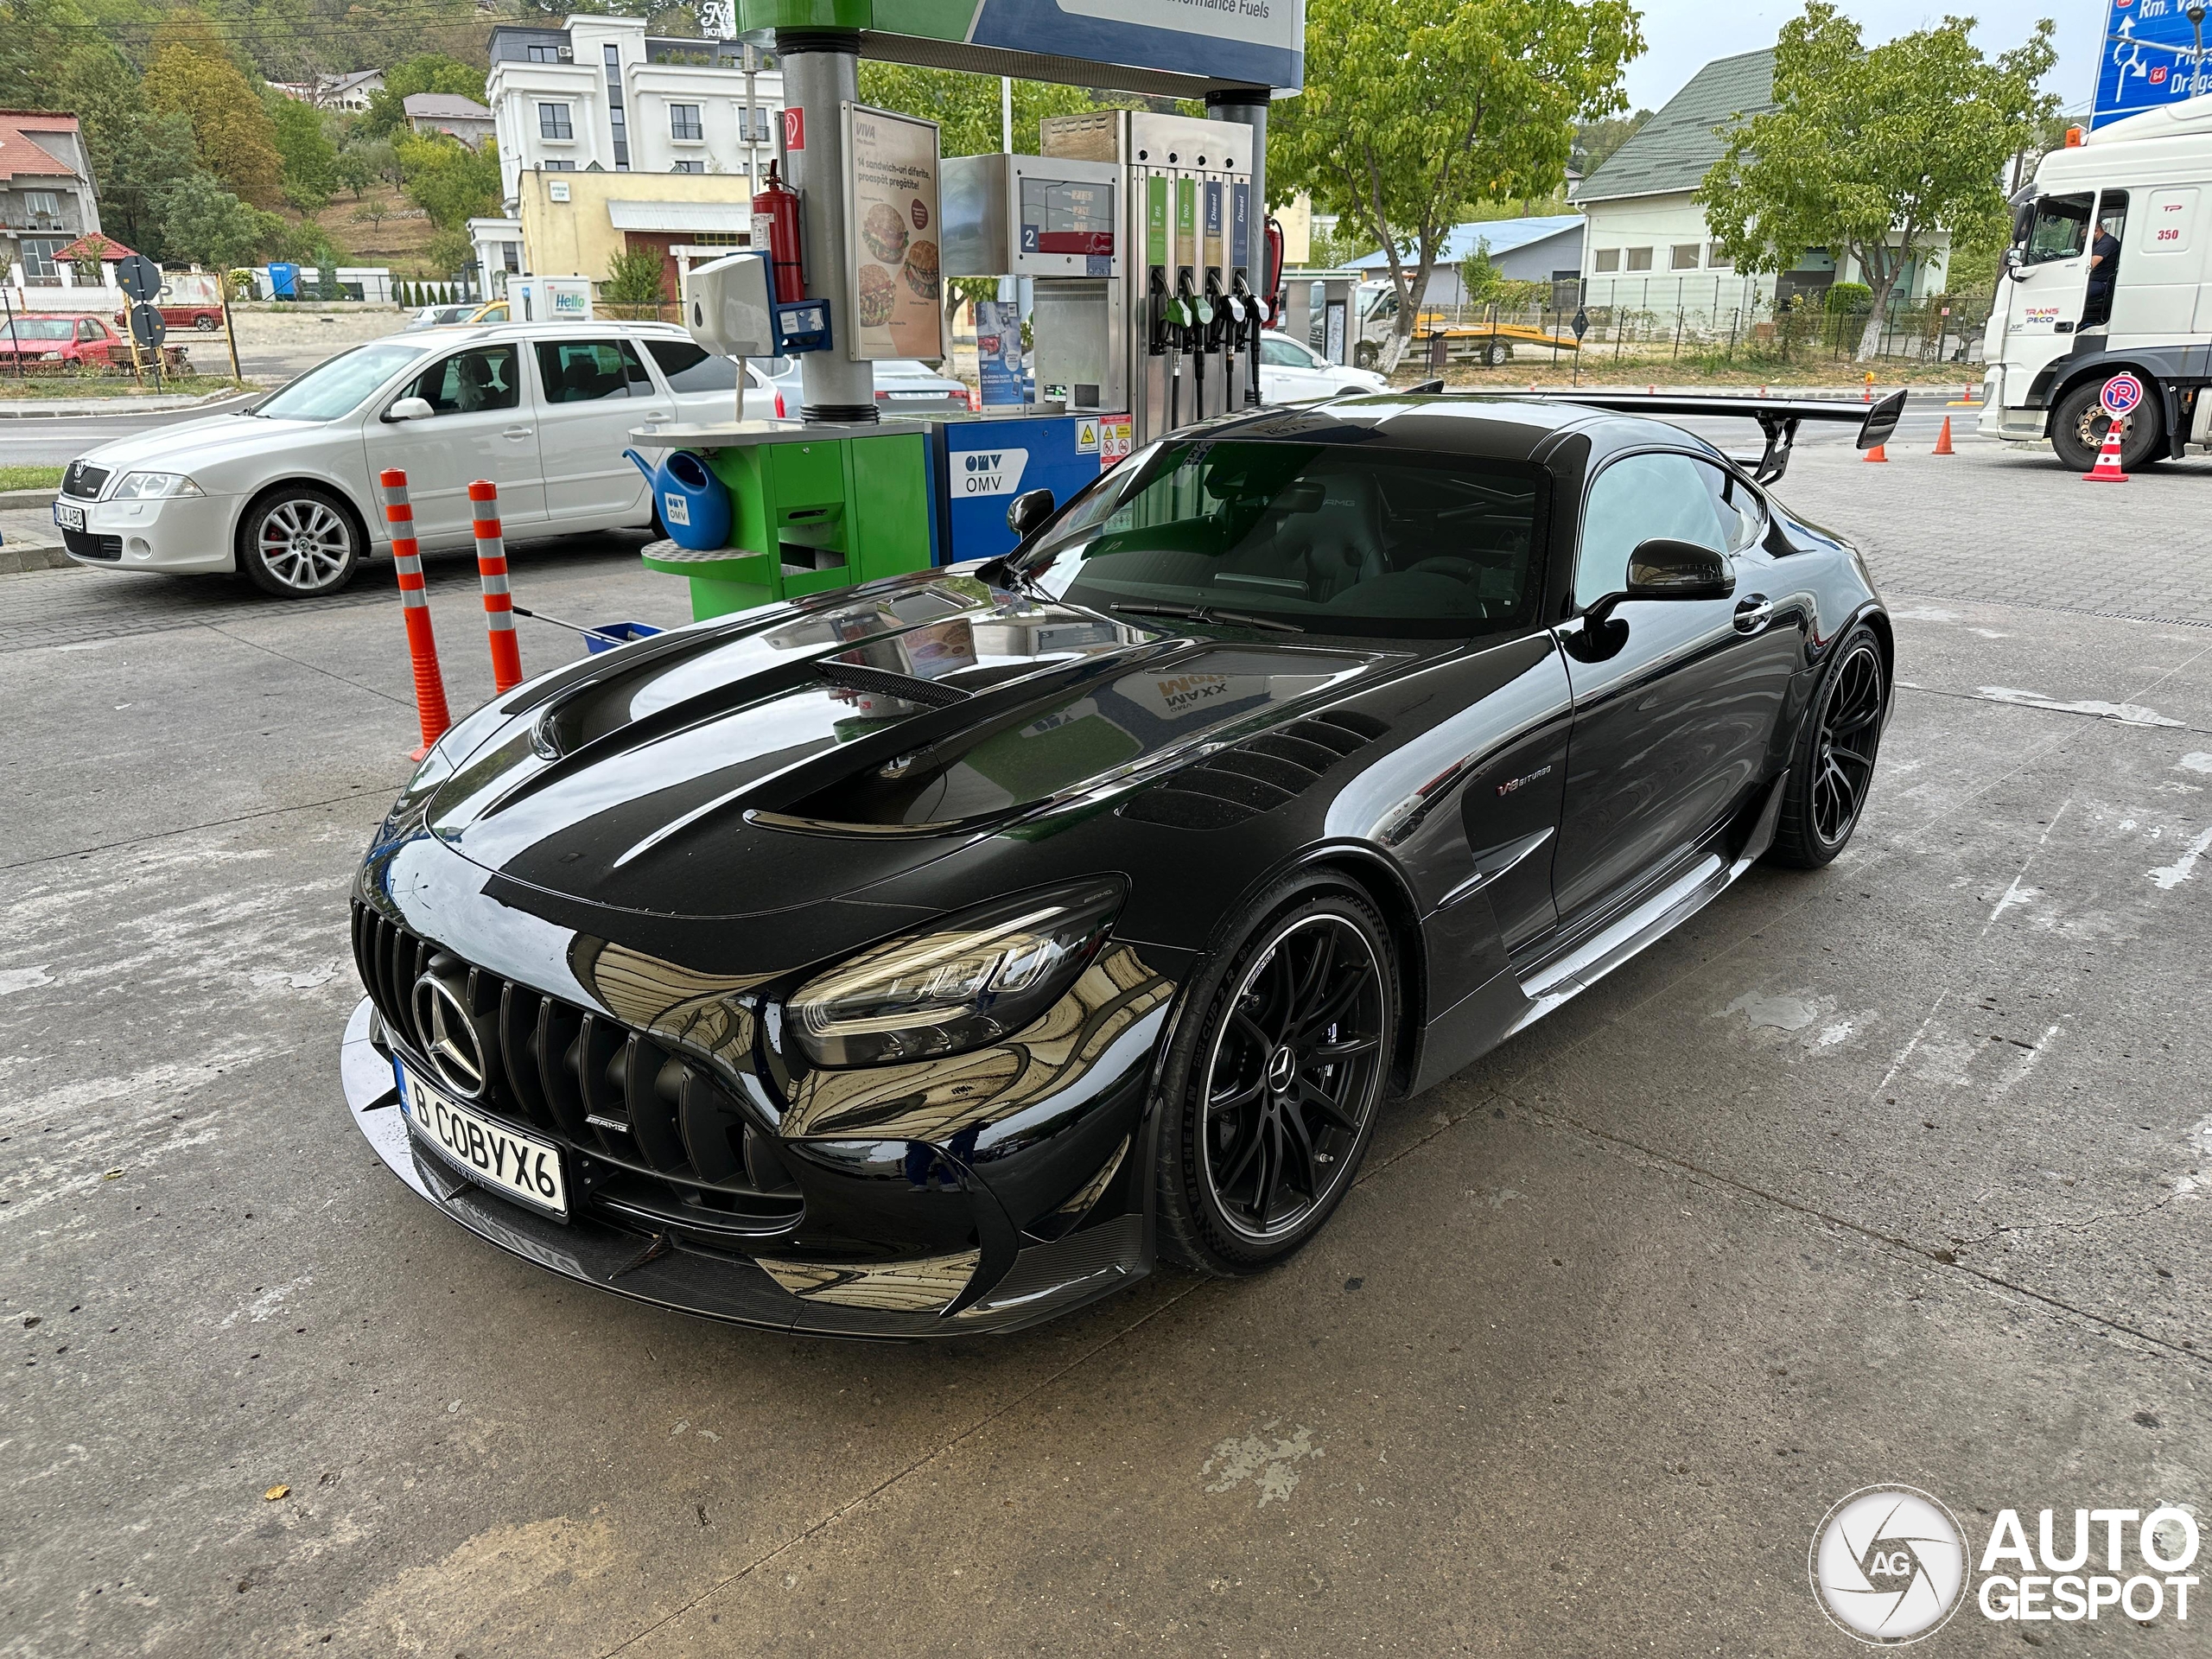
top-left (2083, 417), bottom-right (2129, 482)
top-left (1862, 372), bottom-right (1875, 404)
top-left (379, 468), bottom-right (451, 760)
top-left (1933, 416), bottom-right (1955, 455)
top-left (1864, 442), bottom-right (1889, 464)
top-left (469, 480), bottom-right (524, 694)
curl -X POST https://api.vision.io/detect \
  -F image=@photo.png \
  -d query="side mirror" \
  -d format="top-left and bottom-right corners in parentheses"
top-left (1006, 487), bottom-right (1055, 540)
top-left (1624, 538), bottom-right (1735, 601)
top-left (385, 396), bottom-right (435, 422)
top-left (2002, 247), bottom-right (2026, 276)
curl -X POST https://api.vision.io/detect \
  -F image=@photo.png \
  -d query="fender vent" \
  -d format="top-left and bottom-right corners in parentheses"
top-left (1120, 709), bottom-right (1388, 830)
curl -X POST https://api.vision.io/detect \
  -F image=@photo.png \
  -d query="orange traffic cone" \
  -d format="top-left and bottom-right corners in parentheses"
top-left (1864, 442), bottom-right (1888, 464)
top-left (1933, 416), bottom-right (1955, 456)
top-left (2083, 417), bottom-right (2129, 482)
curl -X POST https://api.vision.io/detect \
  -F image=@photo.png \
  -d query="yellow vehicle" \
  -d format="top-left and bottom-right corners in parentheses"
top-left (1355, 284), bottom-right (1580, 369)
top-left (463, 298), bottom-right (507, 323)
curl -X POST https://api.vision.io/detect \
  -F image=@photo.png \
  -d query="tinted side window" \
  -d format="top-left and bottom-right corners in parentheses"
top-left (535, 340), bottom-right (632, 404)
top-left (1576, 452), bottom-right (1730, 608)
top-left (1260, 335), bottom-right (1308, 367)
top-left (399, 345), bottom-right (522, 416)
top-left (645, 337), bottom-right (740, 391)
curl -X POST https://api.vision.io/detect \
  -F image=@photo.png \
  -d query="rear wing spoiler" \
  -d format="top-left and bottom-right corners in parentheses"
top-left (1517, 389), bottom-right (1909, 485)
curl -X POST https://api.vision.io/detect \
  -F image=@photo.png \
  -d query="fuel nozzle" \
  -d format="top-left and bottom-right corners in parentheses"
top-left (1205, 270), bottom-right (1237, 352)
top-left (1175, 267), bottom-right (1205, 351)
top-left (1147, 266), bottom-right (1173, 356)
top-left (1228, 270), bottom-right (1263, 346)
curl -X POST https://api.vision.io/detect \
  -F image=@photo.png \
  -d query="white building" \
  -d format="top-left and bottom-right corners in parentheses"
top-left (1574, 47), bottom-right (1946, 329)
top-left (484, 17), bottom-right (783, 211)
top-left (270, 69), bottom-right (384, 111)
top-left (404, 92), bottom-right (494, 148)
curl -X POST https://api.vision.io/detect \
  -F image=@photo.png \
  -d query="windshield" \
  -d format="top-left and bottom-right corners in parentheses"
top-left (1019, 439), bottom-right (1545, 638)
top-left (3, 319), bottom-right (75, 340)
top-left (254, 340), bottom-right (433, 421)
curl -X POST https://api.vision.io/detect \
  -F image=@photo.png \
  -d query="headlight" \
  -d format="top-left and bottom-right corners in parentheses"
top-left (36, 351), bottom-right (62, 360)
top-left (109, 472), bottom-right (204, 499)
top-left (788, 878), bottom-right (1125, 1068)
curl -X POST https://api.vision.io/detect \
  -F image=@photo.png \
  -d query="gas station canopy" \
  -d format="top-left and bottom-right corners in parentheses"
top-left (736, 0), bottom-right (1306, 98)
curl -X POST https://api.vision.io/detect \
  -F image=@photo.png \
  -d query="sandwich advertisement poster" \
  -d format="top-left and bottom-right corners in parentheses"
top-left (843, 103), bottom-right (944, 363)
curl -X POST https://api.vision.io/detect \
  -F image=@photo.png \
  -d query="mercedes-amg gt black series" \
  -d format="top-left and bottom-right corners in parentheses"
top-left (342, 390), bottom-right (1902, 1336)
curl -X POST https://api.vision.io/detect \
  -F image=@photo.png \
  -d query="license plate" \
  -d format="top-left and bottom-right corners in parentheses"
top-left (400, 1065), bottom-right (569, 1219)
top-left (53, 502), bottom-right (85, 531)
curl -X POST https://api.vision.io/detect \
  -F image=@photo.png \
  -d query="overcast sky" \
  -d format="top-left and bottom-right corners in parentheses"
top-left (1621, 2), bottom-right (2102, 118)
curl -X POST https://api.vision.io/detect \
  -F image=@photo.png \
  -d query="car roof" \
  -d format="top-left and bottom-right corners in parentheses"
top-left (1214, 393), bottom-right (1732, 467)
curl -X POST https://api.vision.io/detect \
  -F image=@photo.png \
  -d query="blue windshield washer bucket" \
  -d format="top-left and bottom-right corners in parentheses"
top-left (586, 620), bottom-right (664, 654)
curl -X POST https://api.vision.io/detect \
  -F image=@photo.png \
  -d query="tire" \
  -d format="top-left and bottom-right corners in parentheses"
top-left (1155, 874), bottom-right (1399, 1274)
top-left (1353, 341), bottom-right (1379, 371)
top-left (2050, 378), bottom-right (2162, 473)
top-left (1483, 341), bottom-right (1510, 367)
top-left (1768, 624), bottom-right (1887, 868)
top-left (194, 315), bottom-right (219, 332)
top-left (237, 486), bottom-right (363, 598)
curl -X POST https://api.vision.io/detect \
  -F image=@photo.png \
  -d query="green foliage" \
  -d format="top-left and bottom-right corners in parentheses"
top-left (151, 172), bottom-right (276, 268)
top-left (1307, 221), bottom-right (1377, 268)
top-left (856, 62), bottom-right (1123, 158)
top-left (364, 54), bottom-right (486, 137)
top-left (604, 245), bottom-right (670, 312)
top-left (263, 85), bottom-right (338, 210)
top-left (1458, 238), bottom-right (1503, 308)
top-left (1824, 280), bottom-right (1872, 315)
top-left (425, 227), bottom-right (472, 276)
top-left (142, 19), bottom-right (287, 207)
top-left (53, 42), bottom-right (202, 257)
top-left (1696, 3), bottom-right (2058, 360)
top-left (1572, 111), bottom-right (1649, 177)
top-left (397, 133), bottom-right (500, 230)
top-left (1273, 0), bottom-right (1642, 368)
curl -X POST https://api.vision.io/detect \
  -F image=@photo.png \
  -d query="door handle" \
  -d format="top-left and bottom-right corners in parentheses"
top-left (503, 425), bottom-right (532, 439)
top-left (1733, 594), bottom-right (1774, 634)
top-left (645, 409), bottom-right (671, 420)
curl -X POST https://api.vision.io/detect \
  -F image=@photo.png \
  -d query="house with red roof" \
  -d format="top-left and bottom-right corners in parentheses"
top-left (0, 111), bottom-right (104, 289)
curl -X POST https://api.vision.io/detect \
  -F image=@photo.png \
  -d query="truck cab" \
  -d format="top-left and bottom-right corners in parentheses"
top-left (1981, 95), bottom-right (2212, 471)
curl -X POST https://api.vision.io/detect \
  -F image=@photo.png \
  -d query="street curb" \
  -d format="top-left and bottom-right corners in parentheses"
top-left (0, 487), bottom-right (54, 508)
top-left (0, 387), bottom-right (256, 420)
top-left (0, 543), bottom-right (74, 575)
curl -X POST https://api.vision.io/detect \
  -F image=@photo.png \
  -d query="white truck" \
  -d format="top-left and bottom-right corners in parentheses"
top-left (1982, 94), bottom-right (2212, 471)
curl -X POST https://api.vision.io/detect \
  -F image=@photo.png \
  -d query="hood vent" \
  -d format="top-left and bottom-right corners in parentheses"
top-left (1121, 708), bottom-right (1389, 830)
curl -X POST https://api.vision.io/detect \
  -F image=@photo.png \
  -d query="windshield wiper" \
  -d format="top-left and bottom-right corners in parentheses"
top-left (1106, 601), bottom-right (1305, 635)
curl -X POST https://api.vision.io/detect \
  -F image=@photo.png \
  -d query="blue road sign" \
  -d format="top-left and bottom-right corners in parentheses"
top-left (2094, 0), bottom-right (2212, 130)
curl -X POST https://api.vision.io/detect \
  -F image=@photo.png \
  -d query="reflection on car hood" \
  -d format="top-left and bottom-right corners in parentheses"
top-left (404, 571), bottom-right (1395, 923)
top-left (78, 412), bottom-right (326, 476)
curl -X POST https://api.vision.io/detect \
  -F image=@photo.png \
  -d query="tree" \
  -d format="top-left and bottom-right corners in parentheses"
top-left (352, 199), bottom-right (390, 239)
top-left (605, 244), bottom-right (670, 314)
top-left (1573, 111), bottom-right (1649, 176)
top-left (1695, 3), bottom-right (2057, 362)
top-left (152, 173), bottom-right (274, 269)
top-left (142, 27), bottom-right (288, 207)
top-left (363, 53), bottom-right (486, 137)
top-left (333, 141), bottom-right (383, 200)
top-left (1272, 0), bottom-right (1643, 371)
top-left (1458, 238), bottom-right (1503, 309)
top-left (52, 41), bottom-right (202, 257)
top-left (857, 62), bottom-right (1122, 158)
top-left (264, 86), bottom-right (338, 209)
top-left (397, 133), bottom-right (500, 229)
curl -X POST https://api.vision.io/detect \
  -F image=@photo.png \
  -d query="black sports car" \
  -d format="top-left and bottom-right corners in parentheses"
top-left (342, 391), bottom-right (1902, 1336)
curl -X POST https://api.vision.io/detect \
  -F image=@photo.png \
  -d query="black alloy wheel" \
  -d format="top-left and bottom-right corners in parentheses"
top-left (1771, 625), bottom-right (1886, 868)
top-left (2050, 378), bottom-right (2163, 473)
top-left (1157, 879), bottom-right (1397, 1273)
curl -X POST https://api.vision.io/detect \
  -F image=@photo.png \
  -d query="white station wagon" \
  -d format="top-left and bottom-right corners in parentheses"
top-left (51, 321), bottom-right (785, 597)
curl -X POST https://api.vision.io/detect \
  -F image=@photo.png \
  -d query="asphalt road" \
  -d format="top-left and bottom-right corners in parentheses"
top-left (3, 435), bottom-right (2208, 1656)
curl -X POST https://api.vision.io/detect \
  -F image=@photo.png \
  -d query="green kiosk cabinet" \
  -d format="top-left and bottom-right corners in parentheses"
top-left (628, 419), bottom-right (937, 621)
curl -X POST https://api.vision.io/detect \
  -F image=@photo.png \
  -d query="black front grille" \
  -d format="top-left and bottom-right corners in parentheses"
top-left (62, 529), bottom-right (121, 561)
top-left (62, 461), bottom-right (110, 499)
top-left (1122, 709), bottom-right (1390, 830)
top-left (351, 903), bottom-right (802, 1240)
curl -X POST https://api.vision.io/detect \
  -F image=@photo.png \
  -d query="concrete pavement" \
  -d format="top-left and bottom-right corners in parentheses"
top-left (2, 438), bottom-right (2207, 1656)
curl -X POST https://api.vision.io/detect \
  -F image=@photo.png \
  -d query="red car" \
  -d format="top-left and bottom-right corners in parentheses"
top-left (0, 314), bottom-right (128, 371)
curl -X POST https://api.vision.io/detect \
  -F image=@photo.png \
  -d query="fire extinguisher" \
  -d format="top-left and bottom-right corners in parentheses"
top-left (753, 160), bottom-right (804, 304)
top-left (1263, 216), bottom-right (1287, 329)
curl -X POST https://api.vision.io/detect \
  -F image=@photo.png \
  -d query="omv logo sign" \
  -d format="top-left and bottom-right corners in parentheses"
top-left (954, 448), bottom-right (1029, 496)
